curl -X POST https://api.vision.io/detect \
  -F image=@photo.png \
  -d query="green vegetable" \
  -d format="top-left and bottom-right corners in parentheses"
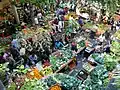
top-left (104, 53), bottom-right (117, 72)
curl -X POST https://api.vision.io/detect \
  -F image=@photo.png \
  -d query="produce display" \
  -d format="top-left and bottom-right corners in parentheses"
top-left (111, 41), bottom-right (120, 56)
top-left (104, 53), bottom-right (117, 72)
top-left (91, 53), bottom-right (104, 64)
top-left (20, 73), bottom-right (82, 90)
top-left (44, 73), bottom-right (82, 90)
top-left (97, 24), bottom-right (109, 35)
top-left (40, 66), bottom-right (53, 76)
top-left (84, 23), bottom-right (109, 35)
top-left (49, 84), bottom-right (61, 90)
top-left (26, 67), bottom-right (43, 79)
top-left (20, 79), bottom-right (49, 90)
top-left (50, 48), bottom-right (73, 71)
top-left (0, 62), bottom-right (9, 86)
top-left (114, 76), bottom-right (120, 89)
top-left (114, 30), bottom-right (120, 40)
top-left (82, 65), bottom-right (108, 90)
top-left (83, 22), bottom-right (94, 29)
top-left (77, 40), bottom-right (86, 49)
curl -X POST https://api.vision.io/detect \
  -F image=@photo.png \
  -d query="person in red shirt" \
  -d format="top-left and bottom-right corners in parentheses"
top-left (64, 7), bottom-right (68, 14)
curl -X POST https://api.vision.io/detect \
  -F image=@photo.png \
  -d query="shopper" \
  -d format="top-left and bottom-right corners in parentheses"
top-left (9, 45), bottom-right (20, 60)
top-left (11, 38), bottom-right (19, 49)
top-left (0, 52), bottom-right (5, 63)
top-left (34, 16), bottom-right (39, 25)
top-left (50, 33), bottom-right (55, 51)
top-left (29, 52), bottom-right (38, 65)
top-left (58, 15), bottom-right (64, 32)
top-left (52, 17), bottom-right (58, 32)
top-left (20, 46), bottom-right (26, 56)
top-left (90, 30), bottom-right (96, 39)
top-left (111, 18), bottom-right (116, 31)
top-left (105, 31), bottom-right (110, 40)
top-left (65, 34), bottom-right (70, 44)
top-left (78, 16), bottom-right (84, 28)
top-left (71, 42), bottom-right (78, 52)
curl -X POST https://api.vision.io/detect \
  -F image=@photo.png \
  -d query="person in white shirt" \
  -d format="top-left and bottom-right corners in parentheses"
top-left (37, 12), bottom-right (42, 19)
top-left (34, 17), bottom-right (39, 25)
top-left (98, 34), bottom-right (105, 43)
top-left (20, 47), bottom-right (26, 56)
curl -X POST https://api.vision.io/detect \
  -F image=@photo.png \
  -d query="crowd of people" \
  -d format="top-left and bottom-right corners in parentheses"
top-left (0, 1), bottom-right (120, 73)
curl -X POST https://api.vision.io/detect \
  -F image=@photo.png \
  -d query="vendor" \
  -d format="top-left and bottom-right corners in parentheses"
top-left (71, 41), bottom-right (78, 52)
top-left (58, 15), bottom-right (64, 32)
top-left (90, 30), bottom-right (96, 39)
top-left (104, 40), bottom-right (111, 53)
top-left (98, 34), bottom-right (105, 45)
top-left (52, 17), bottom-right (58, 32)
top-left (55, 40), bottom-right (64, 49)
top-left (65, 34), bottom-right (70, 44)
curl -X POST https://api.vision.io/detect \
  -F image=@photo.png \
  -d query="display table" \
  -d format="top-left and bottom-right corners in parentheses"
top-left (55, 58), bottom-right (75, 73)
top-left (83, 62), bottom-right (95, 73)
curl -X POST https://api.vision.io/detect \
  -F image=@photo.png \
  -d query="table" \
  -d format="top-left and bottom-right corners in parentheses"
top-left (54, 47), bottom-right (85, 73)
top-left (55, 59), bottom-right (74, 73)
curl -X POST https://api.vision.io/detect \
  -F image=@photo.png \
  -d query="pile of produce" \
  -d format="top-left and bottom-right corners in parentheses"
top-left (83, 22), bottom-right (94, 29)
top-left (97, 24), bottom-right (109, 35)
top-left (0, 62), bottom-right (9, 86)
top-left (20, 79), bottom-right (49, 90)
top-left (82, 65), bottom-right (108, 90)
top-left (40, 66), bottom-right (53, 76)
top-left (13, 65), bottom-right (43, 80)
top-left (84, 23), bottom-right (109, 35)
top-left (50, 48), bottom-right (73, 71)
top-left (114, 30), bottom-right (120, 40)
top-left (91, 53), bottom-right (104, 64)
top-left (104, 53), bottom-right (117, 72)
top-left (114, 76), bottom-right (120, 89)
top-left (111, 41), bottom-right (120, 56)
top-left (77, 40), bottom-right (85, 49)
top-left (20, 73), bottom-right (82, 90)
top-left (26, 67), bottom-right (43, 79)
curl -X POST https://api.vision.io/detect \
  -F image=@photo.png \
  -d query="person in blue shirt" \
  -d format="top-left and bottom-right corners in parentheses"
top-left (78, 16), bottom-right (83, 27)
top-left (55, 40), bottom-right (64, 49)
top-left (29, 53), bottom-right (38, 65)
top-left (11, 39), bottom-right (19, 49)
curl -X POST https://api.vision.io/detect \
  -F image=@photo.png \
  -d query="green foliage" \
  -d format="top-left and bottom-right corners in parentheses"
top-left (20, 79), bottom-right (49, 90)
top-left (104, 53), bottom-right (117, 72)
top-left (20, 73), bottom-right (82, 90)
top-left (103, 78), bottom-right (109, 87)
top-left (92, 53), bottom-right (104, 64)
top-left (13, 65), bottom-right (28, 75)
top-left (50, 49), bottom-right (73, 71)
top-left (114, 76), bottom-right (120, 89)
top-left (111, 41), bottom-right (120, 56)
top-left (7, 82), bottom-right (16, 90)
top-left (82, 65), bottom-right (108, 90)
top-left (88, 0), bottom-right (118, 13)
